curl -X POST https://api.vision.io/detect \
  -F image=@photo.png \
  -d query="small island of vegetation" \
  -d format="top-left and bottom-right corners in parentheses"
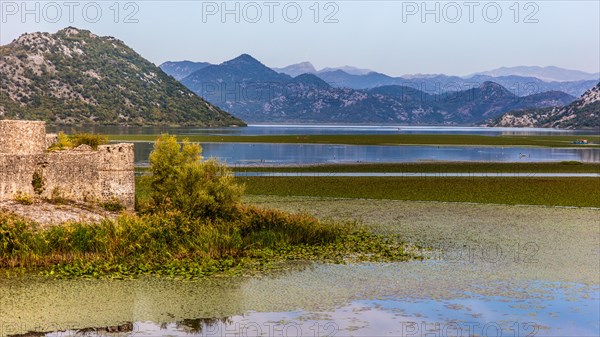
top-left (0, 135), bottom-right (423, 279)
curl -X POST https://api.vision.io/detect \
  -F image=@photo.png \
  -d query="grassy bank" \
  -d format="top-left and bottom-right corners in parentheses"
top-left (239, 176), bottom-right (600, 207)
top-left (107, 134), bottom-right (600, 148)
top-left (0, 208), bottom-right (421, 278)
top-left (232, 162), bottom-right (600, 174)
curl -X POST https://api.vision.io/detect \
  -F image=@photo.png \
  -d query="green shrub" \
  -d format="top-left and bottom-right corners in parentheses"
top-left (101, 199), bottom-right (125, 212)
top-left (48, 187), bottom-right (69, 205)
top-left (148, 134), bottom-right (244, 220)
top-left (31, 170), bottom-right (45, 195)
top-left (47, 132), bottom-right (73, 151)
top-left (70, 133), bottom-right (108, 150)
top-left (48, 132), bottom-right (107, 151)
top-left (13, 192), bottom-right (34, 205)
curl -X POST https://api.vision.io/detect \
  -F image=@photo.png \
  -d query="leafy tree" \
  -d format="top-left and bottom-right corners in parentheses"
top-left (148, 134), bottom-right (243, 219)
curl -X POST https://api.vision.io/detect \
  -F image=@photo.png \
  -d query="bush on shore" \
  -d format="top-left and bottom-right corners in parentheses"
top-left (146, 134), bottom-right (243, 220)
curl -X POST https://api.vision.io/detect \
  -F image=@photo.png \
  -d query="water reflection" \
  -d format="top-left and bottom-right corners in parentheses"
top-left (131, 142), bottom-right (600, 166)
top-left (169, 318), bottom-right (231, 334)
top-left (9, 323), bottom-right (134, 337)
top-left (13, 282), bottom-right (599, 337)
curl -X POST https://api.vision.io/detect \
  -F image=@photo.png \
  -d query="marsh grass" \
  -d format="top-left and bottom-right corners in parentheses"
top-left (0, 207), bottom-right (419, 278)
top-left (107, 134), bottom-right (600, 148)
top-left (239, 176), bottom-right (600, 207)
top-left (232, 162), bottom-right (600, 174)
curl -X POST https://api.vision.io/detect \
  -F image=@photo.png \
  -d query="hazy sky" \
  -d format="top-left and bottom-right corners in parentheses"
top-left (1, 1), bottom-right (598, 76)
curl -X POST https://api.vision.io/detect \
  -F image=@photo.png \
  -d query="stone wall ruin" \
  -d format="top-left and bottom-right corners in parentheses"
top-left (0, 120), bottom-right (135, 210)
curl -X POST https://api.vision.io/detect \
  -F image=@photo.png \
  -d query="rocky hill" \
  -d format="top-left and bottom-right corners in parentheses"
top-left (486, 83), bottom-right (600, 129)
top-left (0, 27), bottom-right (244, 126)
top-left (179, 54), bottom-right (575, 124)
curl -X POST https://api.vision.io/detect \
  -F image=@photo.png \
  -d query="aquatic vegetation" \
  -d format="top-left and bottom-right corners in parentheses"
top-left (238, 176), bottom-right (600, 207)
top-left (1, 198), bottom-right (598, 334)
top-left (232, 162), bottom-right (600, 174)
top-left (107, 133), bottom-right (600, 148)
top-left (0, 208), bottom-right (421, 278)
top-left (0, 134), bottom-right (424, 278)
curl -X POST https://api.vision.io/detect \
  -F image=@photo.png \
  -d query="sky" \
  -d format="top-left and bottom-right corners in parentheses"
top-left (1, 1), bottom-right (599, 77)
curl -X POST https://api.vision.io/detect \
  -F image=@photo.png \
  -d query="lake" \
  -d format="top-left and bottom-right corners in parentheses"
top-left (48, 124), bottom-right (600, 165)
top-left (49, 124), bottom-right (600, 136)
top-left (2, 200), bottom-right (598, 337)
top-left (130, 142), bottom-right (600, 166)
top-left (9, 125), bottom-right (593, 337)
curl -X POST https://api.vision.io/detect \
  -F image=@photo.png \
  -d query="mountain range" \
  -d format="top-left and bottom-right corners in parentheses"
top-left (2, 27), bottom-right (595, 128)
top-left (487, 83), bottom-right (600, 129)
top-left (272, 62), bottom-right (599, 83)
top-left (158, 61), bottom-right (212, 80)
top-left (175, 54), bottom-right (577, 124)
top-left (470, 66), bottom-right (600, 82)
top-left (269, 63), bottom-right (374, 77)
top-left (0, 27), bottom-right (244, 126)
top-left (162, 60), bottom-right (597, 98)
top-left (314, 71), bottom-right (596, 98)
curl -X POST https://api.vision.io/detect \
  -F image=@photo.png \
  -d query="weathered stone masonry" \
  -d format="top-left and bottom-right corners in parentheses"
top-left (0, 120), bottom-right (135, 210)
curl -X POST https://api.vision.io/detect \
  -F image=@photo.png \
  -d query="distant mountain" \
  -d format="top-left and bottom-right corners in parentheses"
top-left (0, 27), bottom-right (244, 126)
top-left (315, 70), bottom-right (594, 97)
top-left (272, 62), bottom-right (317, 77)
top-left (434, 83), bottom-right (575, 120)
top-left (178, 54), bottom-right (575, 124)
top-left (316, 70), bottom-right (398, 90)
top-left (466, 75), bottom-right (597, 98)
top-left (471, 66), bottom-right (599, 83)
top-left (487, 83), bottom-right (600, 129)
top-left (181, 54), bottom-right (295, 113)
top-left (273, 63), bottom-right (374, 77)
top-left (159, 61), bottom-right (212, 80)
top-left (290, 73), bottom-right (331, 88)
top-left (160, 57), bottom-right (597, 97)
top-left (317, 66), bottom-right (374, 75)
top-left (401, 73), bottom-right (447, 79)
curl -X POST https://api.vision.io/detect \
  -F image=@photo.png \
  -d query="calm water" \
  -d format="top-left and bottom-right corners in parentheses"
top-left (49, 124), bottom-right (598, 136)
top-left (10, 125), bottom-right (595, 337)
top-left (131, 142), bottom-right (600, 166)
top-left (116, 287), bottom-right (600, 337)
top-left (2, 202), bottom-right (598, 337)
top-left (7, 279), bottom-right (599, 337)
top-left (47, 124), bottom-right (600, 165)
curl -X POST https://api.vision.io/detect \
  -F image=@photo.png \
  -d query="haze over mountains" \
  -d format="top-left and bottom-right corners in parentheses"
top-left (165, 54), bottom-right (579, 125)
top-left (274, 63), bottom-right (600, 83)
top-left (161, 60), bottom-right (597, 98)
top-left (470, 66), bottom-right (600, 82)
top-left (0, 27), bottom-right (244, 126)
top-left (1, 26), bottom-right (595, 128)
